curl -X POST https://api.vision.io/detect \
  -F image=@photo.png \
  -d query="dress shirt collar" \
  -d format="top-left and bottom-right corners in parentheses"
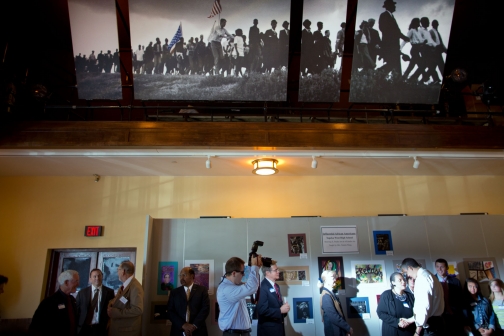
top-left (436, 273), bottom-right (447, 282)
top-left (265, 277), bottom-right (276, 288)
top-left (122, 274), bottom-right (134, 289)
top-left (184, 283), bottom-right (194, 292)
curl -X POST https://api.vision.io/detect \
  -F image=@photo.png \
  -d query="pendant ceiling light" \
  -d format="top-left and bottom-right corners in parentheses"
top-left (251, 158), bottom-right (279, 176)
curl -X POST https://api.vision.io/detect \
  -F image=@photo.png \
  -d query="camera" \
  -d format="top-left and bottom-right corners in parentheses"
top-left (248, 240), bottom-right (273, 268)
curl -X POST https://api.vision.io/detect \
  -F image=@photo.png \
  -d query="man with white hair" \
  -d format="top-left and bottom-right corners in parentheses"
top-left (30, 269), bottom-right (80, 336)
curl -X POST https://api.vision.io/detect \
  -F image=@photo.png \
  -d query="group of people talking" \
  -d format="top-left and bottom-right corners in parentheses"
top-left (321, 258), bottom-right (504, 336)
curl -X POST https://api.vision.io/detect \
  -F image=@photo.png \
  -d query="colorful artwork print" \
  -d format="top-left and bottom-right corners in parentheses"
top-left (318, 256), bottom-right (345, 291)
top-left (468, 261), bottom-right (496, 282)
top-left (293, 297), bottom-right (313, 323)
top-left (355, 264), bottom-right (384, 284)
top-left (157, 261), bottom-right (178, 295)
top-left (186, 259), bottom-right (214, 294)
top-left (277, 266), bottom-right (310, 286)
top-left (288, 233), bottom-right (307, 256)
top-left (373, 230), bottom-right (393, 255)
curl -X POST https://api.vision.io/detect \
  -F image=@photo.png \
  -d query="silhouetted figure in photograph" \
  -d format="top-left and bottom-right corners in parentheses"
top-left (368, 18), bottom-right (381, 65)
top-left (278, 21), bottom-right (289, 69)
top-left (113, 49), bottom-right (119, 73)
top-left (429, 19), bottom-right (446, 83)
top-left (301, 19), bottom-right (314, 75)
top-left (248, 19), bottom-right (262, 73)
top-left (378, 0), bottom-right (409, 78)
top-left (144, 42), bottom-right (154, 74)
top-left (88, 50), bottom-right (97, 73)
top-left (97, 51), bottom-right (105, 73)
top-left (354, 20), bottom-right (375, 71)
top-left (105, 50), bottom-right (113, 73)
top-left (322, 30), bottom-right (333, 70)
top-left (419, 17), bottom-right (440, 84)
top-left (335, 22), bottom-right (346, 70)
top-left (263, 20), bottom-right (279, 73)
top-left (209, 18), bottom-right (233, 75)
top-left (401, 18), bottom-right (424, 81)
top-left (313, 21), bottom-right (324, 73)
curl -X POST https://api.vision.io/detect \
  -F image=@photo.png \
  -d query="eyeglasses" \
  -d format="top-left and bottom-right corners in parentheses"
top-left (234, 270), bottom-right (245, 275)
top-left (270, 269), bottom-right (280, 273)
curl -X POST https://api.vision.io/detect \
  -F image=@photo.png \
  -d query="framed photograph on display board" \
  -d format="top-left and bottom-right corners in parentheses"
top-left (346, 297), bottom-right (370, 319)
top-left (318, 256), bottom-right (345, 291)
top-left (373, 231), bottom-right (393, 255)
top-left (276, 266), bottom-right (310, 286)
top-left (157, 261), bottom-right (178, 295)
top-left (321, 226), bottom-right (359, 254)
top-left (185, 260), bottom-right (214, 295)
top-left (288, 233), bottom-right (307, 257)
top-left (464, 258), bottom-right (499, 283)
top-left (293, 297), bottom-right (313, 323)
top-left (351, 260), bottom-right (386, 286)
top-left (150, 301), bottom-right (170, 324)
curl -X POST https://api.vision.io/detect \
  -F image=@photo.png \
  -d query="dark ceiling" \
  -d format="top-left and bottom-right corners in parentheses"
top-left (0, 0), bottom-right (502, 122)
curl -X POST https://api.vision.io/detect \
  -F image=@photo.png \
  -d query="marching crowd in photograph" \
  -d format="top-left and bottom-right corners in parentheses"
top-left (352, 0), bottom-right (447, 85)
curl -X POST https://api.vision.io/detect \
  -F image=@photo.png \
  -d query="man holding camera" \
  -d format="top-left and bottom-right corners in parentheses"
top-left (257, 262), bottom-right (290, 336)
top-left (217, 255), bottom-right (262, 336)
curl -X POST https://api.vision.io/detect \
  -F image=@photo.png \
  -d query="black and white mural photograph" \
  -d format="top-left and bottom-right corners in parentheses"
top-left (68, 0), bottom-right (122, 100)
top-left (349, 0), bottom-right (455, 104)
top-left (298, 0), bottom-right (348, 102)
top-left (128, 0), bottom-right (291, 101)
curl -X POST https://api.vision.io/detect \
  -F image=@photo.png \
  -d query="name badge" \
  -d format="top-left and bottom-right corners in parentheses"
top-left (403, 303), bottom-right (410, 308)
top-left (119, 296), bottom-right (128, 304)
top-left (269, 288), bottom-right (275, 293)
top-left (58, 304), bottom-right (66, 309)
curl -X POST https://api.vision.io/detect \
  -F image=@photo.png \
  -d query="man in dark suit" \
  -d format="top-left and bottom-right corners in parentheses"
top-left (257, 263), bottom-right (290, 336)
top-left (378, 0), bottom-right (409, 77)
top-left (263, 20), bottom-right (279, 73)
top-left (76, 268), bottom-right (115, 336)
top-left (367, 18), bottom-right (381, 65)
top-left (278, 21), bottom-right (290, 69)
top-left (29, 270), bottom-right (80, 336)
top-left (167, 267), bottom-right (210, 336)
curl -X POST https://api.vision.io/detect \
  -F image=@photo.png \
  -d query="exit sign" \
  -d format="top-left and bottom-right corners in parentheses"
top-left (84, 226), bottom-right (103, 237)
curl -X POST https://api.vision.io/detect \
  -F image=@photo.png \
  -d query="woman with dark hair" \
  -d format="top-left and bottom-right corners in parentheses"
top-left (464, 278), bottom-right (499, 336)
top-left (318, 270), bottom-right (353, 335)
top-left (400, 17), bottom-right (424, 81)
top-left (489, 279), bottom-right (504, 334)
top-left (377, 272), bottom-right (415, 336)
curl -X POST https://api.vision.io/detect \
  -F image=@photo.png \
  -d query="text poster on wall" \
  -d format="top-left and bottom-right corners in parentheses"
top-left (298, 0), bottom-right (348, 102)
top-left (67, 0), bottom-right (122, 99)
top-left (348, 0), bottom-right (455, 103)
top-left (129, 0), bottom-right (290, 101)
top-left (321, 226), bottom-right (359, 253)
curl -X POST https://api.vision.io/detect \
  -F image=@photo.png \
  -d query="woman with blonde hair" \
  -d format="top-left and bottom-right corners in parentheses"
top-left (489, 279), bottom-right (504, 334)
top-left (318, 270), bottom-right (353, 336)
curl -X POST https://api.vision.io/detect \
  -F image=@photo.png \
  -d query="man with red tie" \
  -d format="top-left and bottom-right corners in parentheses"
top-left (257, 262), bottom-right (290, 336)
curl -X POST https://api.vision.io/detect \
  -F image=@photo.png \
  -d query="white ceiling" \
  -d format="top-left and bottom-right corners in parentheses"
top-left (0, 149), bottom-right (503, 176)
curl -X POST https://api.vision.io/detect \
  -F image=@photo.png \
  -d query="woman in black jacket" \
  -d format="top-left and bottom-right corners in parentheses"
top-left (377, 272), bottom-right (416, 336)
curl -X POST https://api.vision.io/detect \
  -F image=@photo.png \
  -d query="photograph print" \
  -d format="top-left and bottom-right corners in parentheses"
top-left (298, 0), bottom-right (348, 101)
top-left (467, 260), bottom-right (498, 282)
top-left (157, 261), bottom-right (178, 295)
top-left (186, 259), bottom-right (214, 294)
top-left (346, 296), bottom-right (370, 318)
top-left (318, 256), bottom-right (345, 291)
top-left (373, 230), bottom-right (393, 255)
top-left (352, 260), bottom-right (386, 285)
top-left (293, 297), bottom-right (313, 323)
top-left (349, 0), bottom-right (456, 103)
top-left (288, 233), bottom-right (307, 257)
top-left (128, 0), bottom-right (291, 101)
top-left (67, 0), bottom-right (123, 99)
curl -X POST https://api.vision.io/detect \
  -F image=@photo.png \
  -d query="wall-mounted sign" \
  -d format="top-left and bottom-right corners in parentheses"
top-left (84, 226), bottom-right (103, 237)
top-left (321, 226), bottom-right (359, 253)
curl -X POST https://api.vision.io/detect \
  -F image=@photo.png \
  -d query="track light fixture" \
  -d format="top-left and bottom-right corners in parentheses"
top-left (311, 156), bottom-right (318, 169)
top-left (413, 156), bottom-right (420, 169)
top-left (205, 156), bottom-right (211, 169)
top-left (93, 174), bottom-right (100, 182)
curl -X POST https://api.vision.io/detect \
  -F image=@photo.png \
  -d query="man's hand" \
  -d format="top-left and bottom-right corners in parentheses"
top-left (347, 327), bottom-right (354, 335)
top-left (251, 254), bottom-right (263, 267)
top-left (280, 303), bottom-right (290, 314)
top-left (182, 323), bottom-right (196, 336)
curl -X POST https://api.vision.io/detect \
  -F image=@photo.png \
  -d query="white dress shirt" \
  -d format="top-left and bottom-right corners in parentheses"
top-left (414, 268), bottom-right (445, 327)
top-left (91, 285), bottom-right (102, 324)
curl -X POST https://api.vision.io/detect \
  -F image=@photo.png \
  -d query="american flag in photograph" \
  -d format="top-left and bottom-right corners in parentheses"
top-left (168, 23), bottom-right (183, 53)
top-left (207, 0), bottom-right (222, 18)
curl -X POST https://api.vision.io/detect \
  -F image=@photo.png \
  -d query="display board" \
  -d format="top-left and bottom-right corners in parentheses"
top-left (143, 215), bottom-right (504, 336)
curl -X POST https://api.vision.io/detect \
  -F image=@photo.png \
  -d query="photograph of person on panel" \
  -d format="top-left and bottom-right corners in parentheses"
top-left (126, 0), bottom-right (290, 101)
top-left (349, 0), bottom-right (455, 104)
top-left (68, 0), bottom-right (123, 100)
top-left (298, 0), bottom-right (348, 102)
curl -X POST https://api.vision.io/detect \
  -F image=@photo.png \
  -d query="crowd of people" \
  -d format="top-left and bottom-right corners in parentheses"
top-left (321, 258), bottom-right (504, 336)
top-left (130, 18), bottom-right (291, 77)
top-left (74, 50), bottom-right (120, 74)
top-left (352, 0), bottom-right (447, 85)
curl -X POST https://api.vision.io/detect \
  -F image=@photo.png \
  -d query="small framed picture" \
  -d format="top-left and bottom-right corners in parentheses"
top-left (293, 297), bottom-right (313, 323)
top-left (346, 297), bottom-right (370, 319)
top-left (288, 233), bottom-right (307, 257)
top-left (373, 231), bottom-right (393, 255)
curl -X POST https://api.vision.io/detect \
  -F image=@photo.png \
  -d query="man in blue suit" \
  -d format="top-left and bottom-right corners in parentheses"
top-left (167, 267), bottom-right (210, 336)
top-left (257, 263), bottom-right (290, 336)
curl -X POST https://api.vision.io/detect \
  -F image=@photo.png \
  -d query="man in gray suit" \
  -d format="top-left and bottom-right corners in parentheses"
top-left (76, 269), bottom-right (115, 336)
top-left (107, 261), bottom-right (144, 336)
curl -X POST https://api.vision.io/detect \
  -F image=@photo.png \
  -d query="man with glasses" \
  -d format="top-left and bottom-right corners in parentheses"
top-left (107, 261), bottom-right (143, 336)
top-left (217, 255), bottom-right (262, 336)
top-left (167, 267), bottom-right (210, 336)
top-left (257, 262), bottom-right (290, 336)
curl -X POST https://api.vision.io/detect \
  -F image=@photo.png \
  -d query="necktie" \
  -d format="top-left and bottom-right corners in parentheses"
top-left (67, 294), bottom-right (76, 336)
top-left (274, 283), bottom-right (281, 301)
top-left (92, 288), bottom-right (99, 312)
top-left (85, 288), bottom-right (99, 325)
top-left (186, 288), bottom-right (191, 322)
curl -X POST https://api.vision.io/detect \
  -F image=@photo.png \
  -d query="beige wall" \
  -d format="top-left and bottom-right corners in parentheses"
top-left (0, 175), bottom-right (503, 319)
